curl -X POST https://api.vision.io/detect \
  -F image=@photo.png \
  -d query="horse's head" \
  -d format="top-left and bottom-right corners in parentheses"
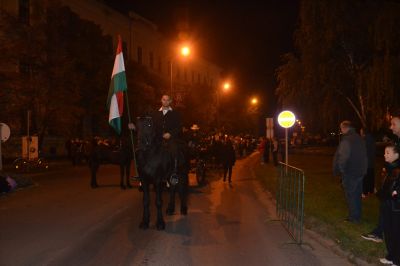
top-left (137, 116), bottom-right (155, 150)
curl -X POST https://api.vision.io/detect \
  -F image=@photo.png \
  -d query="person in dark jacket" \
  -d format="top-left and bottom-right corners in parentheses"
top-left (360, 128), bottom-right (376, 196)
top-left (333, 121), bottom-right (367, 223)
top-left (221, 138), bottom-right (236, 183)
top-left (390, 113), bottom-right (400, 148)
top-left (362, 112), bottom-right (400, 243)
top-left (272, 137), bottom-right (279, 166)
top-left (153, 95), bottom-right (182, 144)
top-left (378, 144), bottom-right (400, 265)
top-left (147, 94), bottom-right (183, 188)
top-left (263, 138), bottom-right (271, 163)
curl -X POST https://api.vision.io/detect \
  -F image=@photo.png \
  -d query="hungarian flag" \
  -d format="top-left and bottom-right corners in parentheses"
top-left (107, 36), bottom-right (127, 135)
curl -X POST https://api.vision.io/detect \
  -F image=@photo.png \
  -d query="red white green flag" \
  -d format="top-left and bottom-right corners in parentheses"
top-left (107, 36), bottom-right (127, 135)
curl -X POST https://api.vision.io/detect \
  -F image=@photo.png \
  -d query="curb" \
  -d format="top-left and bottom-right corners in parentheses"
top-left (250, 151), bottom-right (376, 266)
top-left (304, 228), bottom-right (375, 266)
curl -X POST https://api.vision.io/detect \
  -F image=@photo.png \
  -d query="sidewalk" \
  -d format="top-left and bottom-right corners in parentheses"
top-left (254, 150), bottom-right (378, 265)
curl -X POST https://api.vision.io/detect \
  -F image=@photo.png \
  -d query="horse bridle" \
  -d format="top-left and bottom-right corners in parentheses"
top-left (137, 116), bottom-right (154, 149)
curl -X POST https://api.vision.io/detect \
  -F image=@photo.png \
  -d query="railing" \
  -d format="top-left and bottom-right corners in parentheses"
top-left (276, 162), bottom-right (305, 244)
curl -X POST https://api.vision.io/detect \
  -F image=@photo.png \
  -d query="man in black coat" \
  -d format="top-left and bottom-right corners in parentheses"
top-left (360, 128), bottom-right (376, 196)
top-left (153, 95), bottom-right (183, 146)
top-left (362, 112), bottom-right (400, 243)
top-left (390, 112), bottom-right (400, 148)
top-left (221, 138), bottom-right (236, 183)
top-left (333, 120), bottom-right (367, 223)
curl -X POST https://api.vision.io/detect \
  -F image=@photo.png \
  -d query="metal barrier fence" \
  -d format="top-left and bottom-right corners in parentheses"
top-left (276, 162), bottom-right (305, 244)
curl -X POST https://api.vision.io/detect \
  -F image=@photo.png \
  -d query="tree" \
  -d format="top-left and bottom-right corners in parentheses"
top-left (276, 0), bottom-right (400, 132)
top-left (0, 4), bottom-right (114, 145)
top-left (36, 5), bottom-right (114, 141)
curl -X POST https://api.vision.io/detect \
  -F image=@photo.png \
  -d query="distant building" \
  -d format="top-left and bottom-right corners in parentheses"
top-left (0, 0), bottom-right (222, 106)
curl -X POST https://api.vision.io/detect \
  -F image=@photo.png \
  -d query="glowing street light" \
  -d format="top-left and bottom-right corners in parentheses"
top-left (251, 97), bottom-right (258, 105)
top-left (181, 46), bottom-right (191, 57)
top-left (217, 81), bottom-right (233, 128)
top-left (223, 82), bottom-right (231, 91)
top-left (171, 44), bottom-right (192, 96)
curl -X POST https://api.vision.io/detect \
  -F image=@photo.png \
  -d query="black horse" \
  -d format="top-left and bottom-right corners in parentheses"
top-left (88, 138), bottom-right (132, 189)
top-left (136, 116), bottom-right (189, 230)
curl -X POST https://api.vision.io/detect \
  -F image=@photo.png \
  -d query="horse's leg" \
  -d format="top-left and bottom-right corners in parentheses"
top-left (179, 174), bottom-right (189, 215)
top-left (155, 180), bottom-right (165, 230)
top-left (166, 184), bottom-right (176, 215)
top-left (90, 163), bottom-right (99, 188)
top-left (139, 180), bottom-right (150, 229)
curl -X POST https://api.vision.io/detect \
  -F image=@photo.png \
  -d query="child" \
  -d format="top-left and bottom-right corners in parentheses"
top-left (379, 144), bottom-right (400, 265)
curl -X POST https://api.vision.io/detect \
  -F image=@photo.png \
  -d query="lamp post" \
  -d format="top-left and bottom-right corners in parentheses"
top-left (216, 81), bottom-right (231, 129)
top-left (248, 97), bottom-right (259, 136)
top-left (170, 45), bottom-right (191, 98)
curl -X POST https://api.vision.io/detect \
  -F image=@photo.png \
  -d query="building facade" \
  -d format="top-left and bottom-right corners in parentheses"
top-left (62, 0), bottom-right (222, 105)
top-left (1, 0), bottom-right (223, 104)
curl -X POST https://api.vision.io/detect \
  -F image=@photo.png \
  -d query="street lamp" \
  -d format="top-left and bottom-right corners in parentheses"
top-left (223, 82), bottom-right (231, 91)
top-left (181, 46), bottom-right (190, 57)
top-left (216, 81), bottom-right (232, 129)
top-left (170, 45), bottom-right (191, 97)
top-left (251, 97), bottom-right (258, 105)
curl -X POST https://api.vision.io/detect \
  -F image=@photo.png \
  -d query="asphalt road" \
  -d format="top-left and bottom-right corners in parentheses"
top-left (0, 154), bottom-right (352, 266)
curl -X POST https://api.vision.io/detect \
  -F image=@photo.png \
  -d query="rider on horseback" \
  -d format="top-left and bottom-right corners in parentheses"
top-left (152, 94), bottom-right (184, 185)
top-left (135, 95), bottom-right (189, 229)
top-left (153, 95), bottom-right (182, 144)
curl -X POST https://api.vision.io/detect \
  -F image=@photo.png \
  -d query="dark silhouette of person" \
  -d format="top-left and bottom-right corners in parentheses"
top-left (221, 138), bottom-right (236, 183)
top-left (333, 120), bottom-right (367, 223)
top-left (152, 94), bottom-right (183, 163)
top-left (360, 128), bottom-right (376, 196)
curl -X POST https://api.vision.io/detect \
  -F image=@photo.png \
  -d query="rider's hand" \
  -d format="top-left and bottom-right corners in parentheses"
top-left (163, 133), bottom-right (171, 140)
top-left (128, 123), bottom-right (136, 131)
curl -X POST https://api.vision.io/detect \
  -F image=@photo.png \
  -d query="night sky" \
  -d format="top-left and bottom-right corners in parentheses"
top-left (104, 0), bottom-right (299, 114)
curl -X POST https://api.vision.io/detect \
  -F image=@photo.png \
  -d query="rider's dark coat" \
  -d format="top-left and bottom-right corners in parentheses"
top-left (152, 109), bottom-right (182, 144)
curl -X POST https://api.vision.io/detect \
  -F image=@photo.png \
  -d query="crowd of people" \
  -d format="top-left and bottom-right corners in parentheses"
top-left (333, 113), bottom-right (400, 265)
top-left (257, 137), bottom-right (286, 166)
top-left (11, 93), bottom-right (400, 263)
top-left (183, 127), bottom-right (258, 183)
top-left (65, 95), bottom-right (259, 186)
top-left (65, 138), bottom-right (88, 165)
top-left (153, 95), bottom-right (259, 185)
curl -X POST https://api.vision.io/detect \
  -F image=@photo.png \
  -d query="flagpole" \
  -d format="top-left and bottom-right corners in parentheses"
top-left (125, 91), bottom-right (139, 178)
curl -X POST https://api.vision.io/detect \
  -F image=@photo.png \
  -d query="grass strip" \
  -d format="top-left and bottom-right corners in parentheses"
top-left (254, 149), bottom-right (386, 263)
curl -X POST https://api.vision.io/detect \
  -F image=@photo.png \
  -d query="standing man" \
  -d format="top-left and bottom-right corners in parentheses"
top-left (153, 94), bottom-right (183, 147)
top-left (272, 137), bottom-right (279, 166)
top-left (361, 111), bottom-right (400, 243)
top-left (360, 128), bottom-right (376, 197)
top-left (390, 112), bottom-right (400, 147)
top-left (333, 121), bottom-right (367, 223)
top-left (221, 137), bottom-right (236, 183)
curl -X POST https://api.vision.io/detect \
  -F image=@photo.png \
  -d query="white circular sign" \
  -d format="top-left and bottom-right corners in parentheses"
top-left (0, 123), bottom-right (10, 142)
top-left (277, 111), bottom-right (296, 128)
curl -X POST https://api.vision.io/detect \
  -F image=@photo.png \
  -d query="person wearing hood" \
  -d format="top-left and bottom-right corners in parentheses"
top-left (378, 144), bottom-right (400, 266)
top-left (390, 112), bottom-right (400, 148)
top-left (333, 120), bottom-right (367, 223)
top-left (362, 111), bottom-right (400, 244)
